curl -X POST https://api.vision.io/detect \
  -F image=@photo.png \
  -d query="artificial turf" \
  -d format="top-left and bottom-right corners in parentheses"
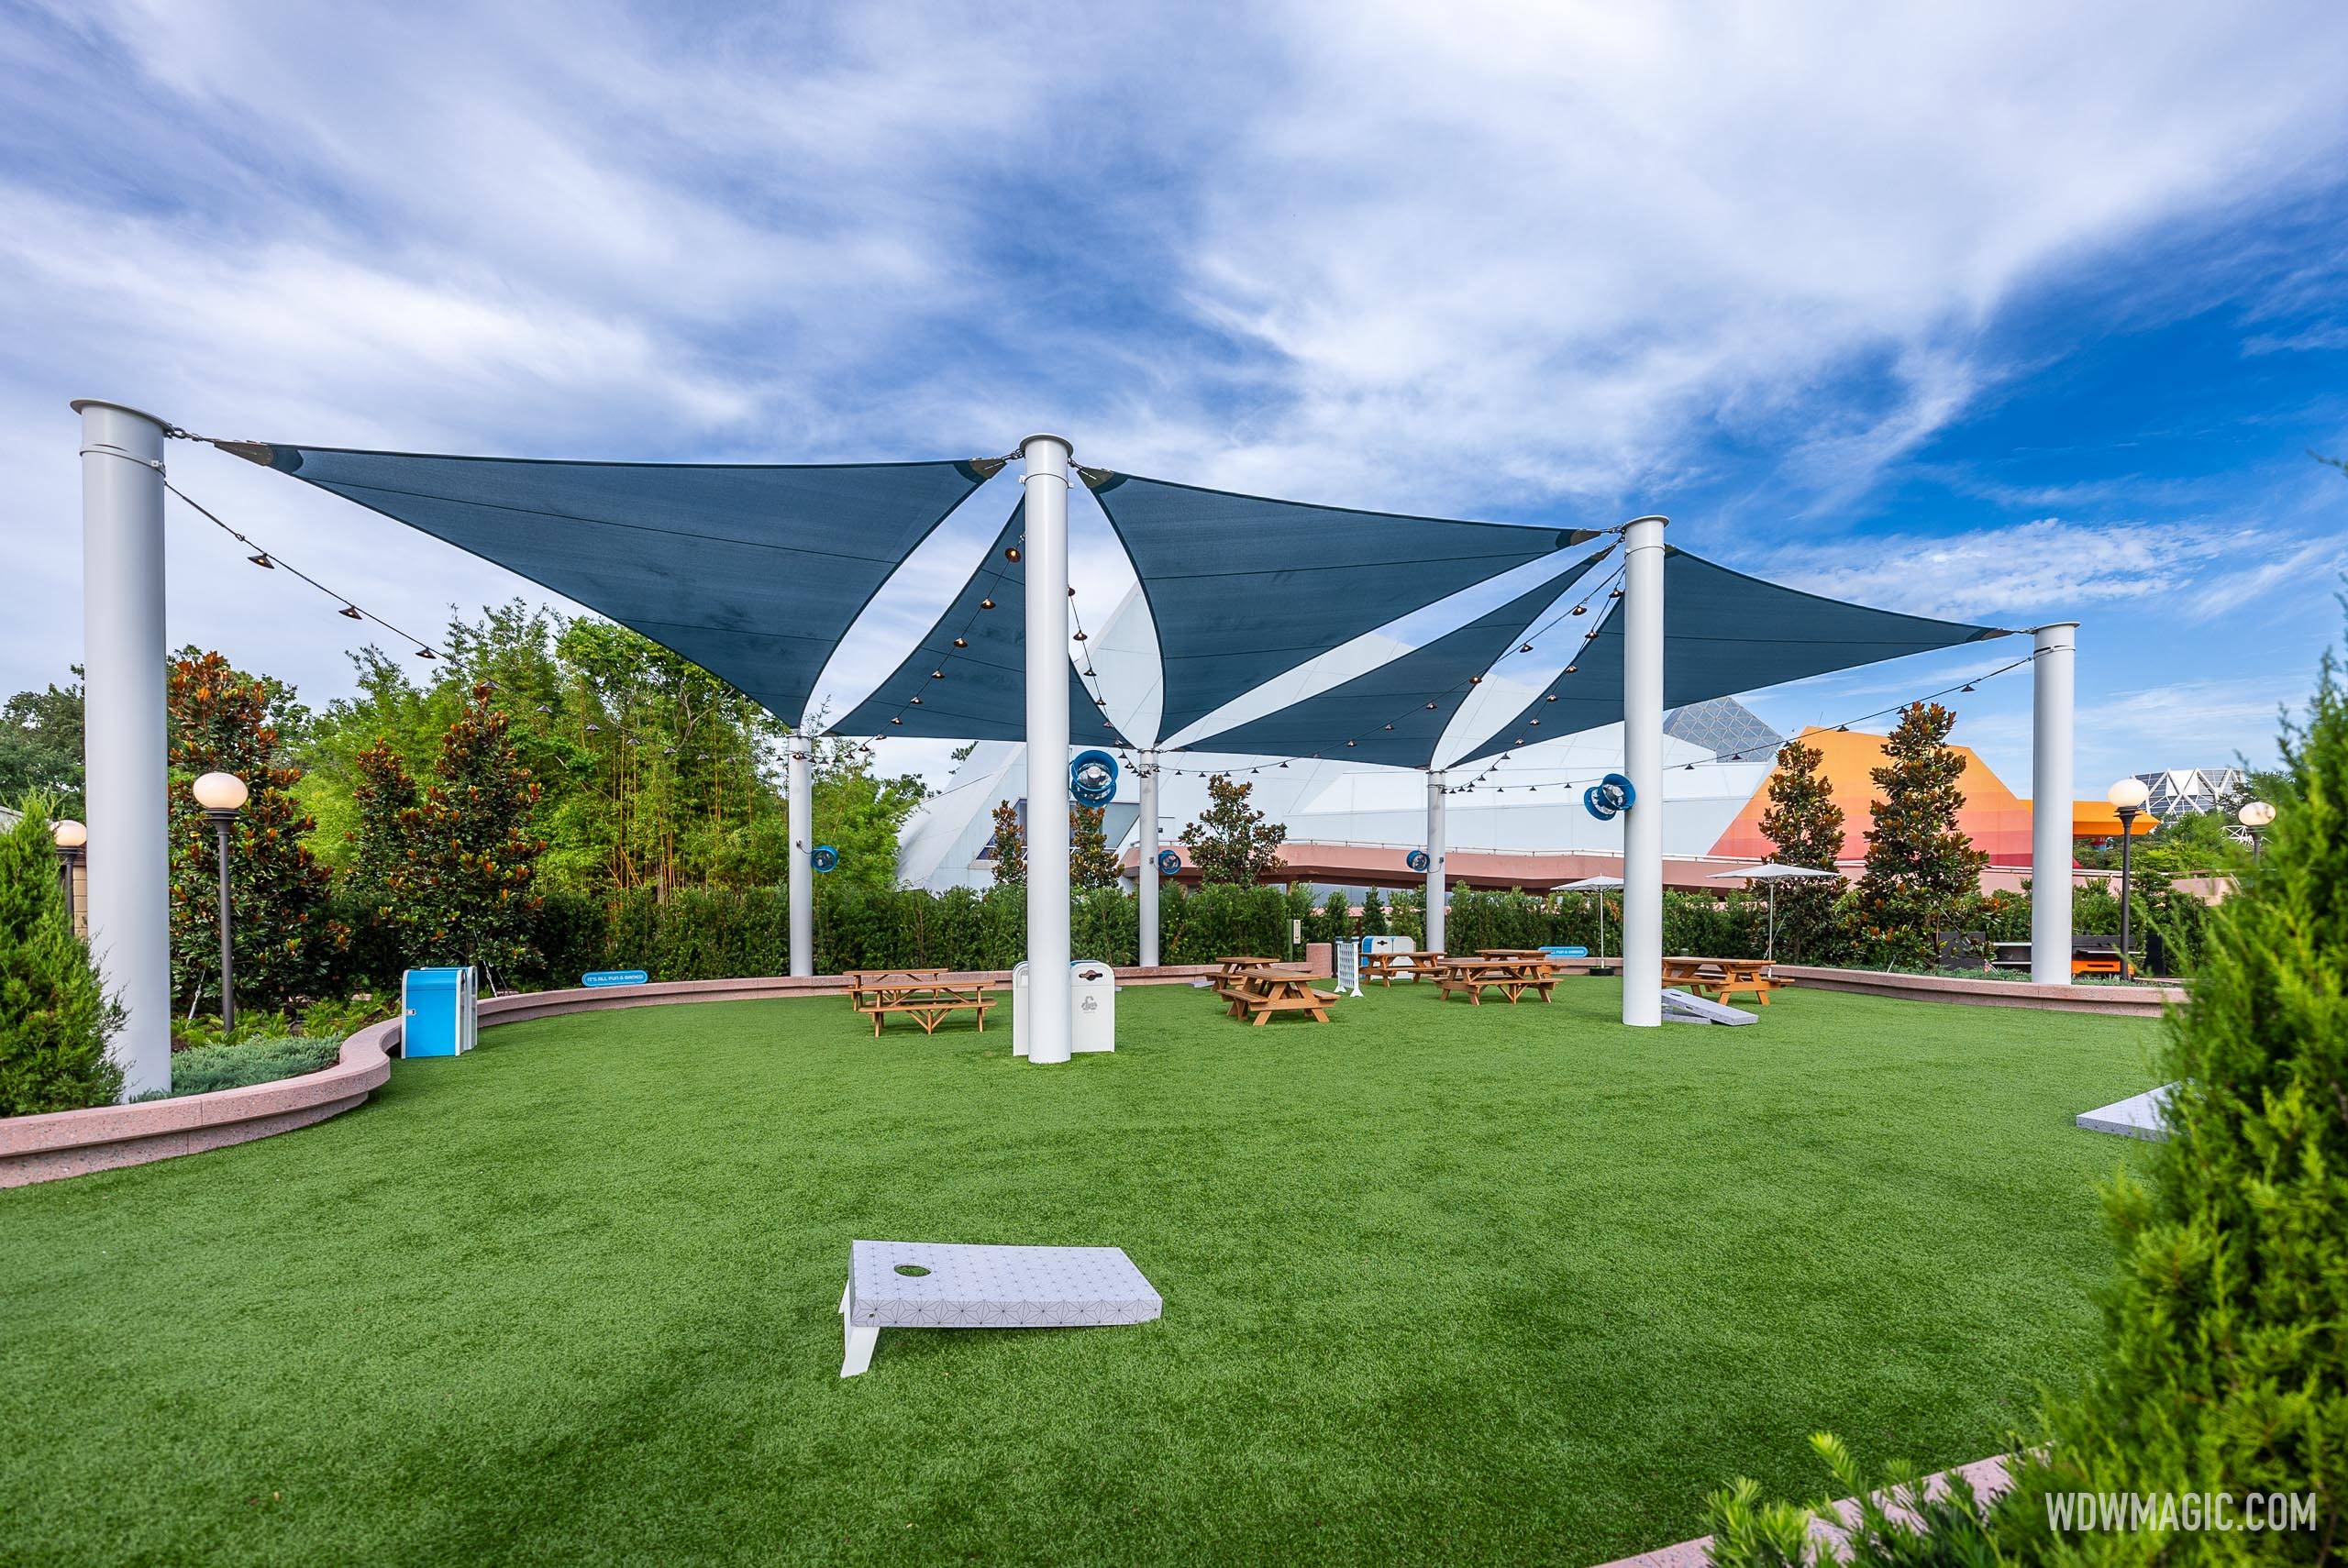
top-left (0, 978), bottom-right (2165, 1566)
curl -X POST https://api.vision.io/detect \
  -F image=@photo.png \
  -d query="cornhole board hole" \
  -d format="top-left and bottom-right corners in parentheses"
top-left (1659, 988), bottom-right (1757, 1026)
top-left (838, 1240), bottom-right (1163, 1377)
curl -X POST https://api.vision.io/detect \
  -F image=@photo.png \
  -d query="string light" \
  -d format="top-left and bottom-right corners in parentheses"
top-left (157, 472), bottom-right (443, 660)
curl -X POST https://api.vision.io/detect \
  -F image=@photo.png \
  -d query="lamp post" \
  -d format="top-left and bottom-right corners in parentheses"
top-left (52, 819), bottom-right (87, 926)
top-left (2106, 778), bottom-right (2150, 982)
top-left (191, 771), bottom-right (249, 1033)
top-left (2238, 799), bottom-right (2276, 864)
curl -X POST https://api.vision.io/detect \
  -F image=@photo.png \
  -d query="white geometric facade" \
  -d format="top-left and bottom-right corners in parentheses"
top-left (892, 586), bottom-right (1782, 893)
top-left (2131, 767), bottom-right (2246, 822)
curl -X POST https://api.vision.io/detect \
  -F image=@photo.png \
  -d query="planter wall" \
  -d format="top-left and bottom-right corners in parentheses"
top-left (1771, 965), bottom-right (2183, 1019)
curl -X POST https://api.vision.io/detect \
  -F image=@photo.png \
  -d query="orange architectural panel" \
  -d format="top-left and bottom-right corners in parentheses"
top-left (1709, 726), bottom-right (2148, 868)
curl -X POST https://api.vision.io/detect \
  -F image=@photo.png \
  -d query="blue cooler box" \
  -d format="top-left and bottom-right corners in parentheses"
top-left (402, 966), bottom-right (478, 1057)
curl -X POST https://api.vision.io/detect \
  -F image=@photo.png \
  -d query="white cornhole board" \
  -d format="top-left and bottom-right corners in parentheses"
top-left (2076, 1082), bottom-right (2173, 1141)
top-left (839, 1239), bottom-right (1163, 1376)
top-left (1659, 988), bottom-right (1758, 1026)
top-left (1335, 939), bottom-right (1362, 998)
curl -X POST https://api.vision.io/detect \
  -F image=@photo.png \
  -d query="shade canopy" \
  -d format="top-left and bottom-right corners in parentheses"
top-left (1187, 554), bottom-right (1603, 768)
top-left (1554, 876), bottom-right (1624, 891)
top-left (1706, 863), bottom-right (1841, 883)
top-left (1085, 469), bottom-right (1596, 744)
top-left (236, 440), bottom-right (994, 727)
top-left (1458, 547), bottom-right (2011, 764)
top-left (830, 506), bottom-right (1138, 746)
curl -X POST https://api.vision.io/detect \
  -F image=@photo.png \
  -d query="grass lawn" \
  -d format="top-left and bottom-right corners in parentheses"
top-left (0, 979), bottom-right (2166, 1567)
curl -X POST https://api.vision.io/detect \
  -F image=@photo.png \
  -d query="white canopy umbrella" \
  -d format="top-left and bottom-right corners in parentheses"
top-left (1707, 863), bottom-right (1841, 962)
top-left (1551, 876), bottom-right (1624, 965)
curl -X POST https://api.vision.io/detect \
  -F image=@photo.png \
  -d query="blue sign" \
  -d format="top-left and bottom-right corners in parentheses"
top-left (1156, 848), bottom-right (1181, 876)
top-left (1405, 848), bottom-right (1432, 873)
top-left (582, 969), bottom-right (648, 988)
top-left (1584, 771), bottom-right (1635, 822)
top-left (1543, 945), bottom-right (1589, 958)
top-left (1069, 748), bottom-right (1119, 807)
top-left (811, 845), bottom-right (839, 873)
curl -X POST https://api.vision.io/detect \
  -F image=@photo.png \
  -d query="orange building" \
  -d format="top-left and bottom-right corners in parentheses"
top-left (1709, 726), bottom-right (2146, 867)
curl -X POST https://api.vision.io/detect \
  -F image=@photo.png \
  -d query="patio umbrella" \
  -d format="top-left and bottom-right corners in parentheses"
top-left (1552, 875), bottom-right (1624, 964)
top-left (1706, 863), bottom-right (1840, 962)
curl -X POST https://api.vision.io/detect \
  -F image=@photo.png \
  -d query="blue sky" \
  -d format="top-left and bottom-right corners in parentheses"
top-left (4, 1), bottom-right (2346, 798)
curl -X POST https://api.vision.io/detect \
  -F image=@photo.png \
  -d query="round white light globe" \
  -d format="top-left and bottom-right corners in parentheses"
top-left (52, 818), bottom-right (87, 849)
top-left (2106, 778), bottom-right (2151, 812)
top-left (190, 771), bottom-right (249, 812)
top-left (2237, 800), bottom-right (2276, 829)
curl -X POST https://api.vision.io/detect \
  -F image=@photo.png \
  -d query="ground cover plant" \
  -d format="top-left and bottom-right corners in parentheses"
top-left (0, 980), bottom-right (2163, 1565)
top-left (135, 1036), bottom-right (345, 1100)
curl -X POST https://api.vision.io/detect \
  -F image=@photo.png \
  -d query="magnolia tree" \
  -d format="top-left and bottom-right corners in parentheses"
top-left (165, 650), bottom-right (343, 1012)
top-left (987, 800), bottom-right (1026, 887)
top-left (1179, 774), bottom-right (1288, 887)
top-left (1756, 734), bottom-right (1846, 962)
top-left (349, 683), bottom-right (547, 978)
top-left (1852, 702), bottom-right (1985, 968)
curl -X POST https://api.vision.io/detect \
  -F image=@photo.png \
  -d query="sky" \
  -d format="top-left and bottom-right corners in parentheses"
top-left (5, 0), bottom-right (2346, 801)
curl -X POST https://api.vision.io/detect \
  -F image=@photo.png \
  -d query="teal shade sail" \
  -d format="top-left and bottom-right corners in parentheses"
top-left (1085, 469), bottom-right (1597, 743)
top-left (829, 506), bottom-right (1137, 745)
top-left (1456, 547), bottom-right (2013, 764)
top-left (243, 442), bottom-right (994, 726)
top-left (1187, 554), bottom-right (1605, 768)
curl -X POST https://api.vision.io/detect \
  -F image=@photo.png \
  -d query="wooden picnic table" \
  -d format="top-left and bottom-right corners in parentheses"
top-left (1222, 967), bottom-right (1338, 1026)
top-left (1434, 954), bottom-right (1556, 1006)
top-left (1360, 949), bottom-right (1444, 986)
top-left (1660, 956), bottom-right (1786, 1007)
top-left (846, 968), bottom-right (996, 1035)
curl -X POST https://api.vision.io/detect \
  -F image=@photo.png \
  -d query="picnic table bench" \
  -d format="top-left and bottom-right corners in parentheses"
top-left (1360, 949), bottom-right (1444, 986)
top-left (1214, 958), bottom-right (1338, 1024)
top-left (1434, 954), bottom-right (1557, 1005)
top-left (846, 968), bottom-right (997, 1036)
top-left (1659, 956), bottom-right (1786, 1007)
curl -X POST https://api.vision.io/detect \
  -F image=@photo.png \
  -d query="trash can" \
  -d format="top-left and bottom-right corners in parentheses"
top-left (1012, 961), bottom-right (1031, 1057)
top-left (1013, 960), bottom-right (1117, 1056)
top-left (402, 966), bottom-right (478, 1058)
top-left (1069, 960), bottom-right (1116, 1054)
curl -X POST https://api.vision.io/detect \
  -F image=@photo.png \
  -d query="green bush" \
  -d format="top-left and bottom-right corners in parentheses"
top-left (137, 1036), bottom-right (342, 1099)
top-left (0, 801), bottom-right (124, 1115)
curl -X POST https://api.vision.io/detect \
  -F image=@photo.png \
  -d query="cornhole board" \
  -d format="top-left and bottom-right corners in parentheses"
top-left (1659, 988), bottom-right (1758, 1026)
top-left (838, 1240), bottom-right (1162, 1376)
top-left (2076, 1083), bottom-right (2172, 1142)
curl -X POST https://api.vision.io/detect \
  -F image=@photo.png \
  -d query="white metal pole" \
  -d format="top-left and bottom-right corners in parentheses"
top-left (2030, 622), bottom-right (2077, 985)
top-left (1621, 514), bottom-right (1667, 1026)
top-left (74, 400), bottom-right (172, 1099)
top-left (787, 734), bottom-right (813, 977)
top-left (1137, 749), bottom-right (1159, 967)
top-left (1022, 434), bottom-right (1074, 1064)
top-left (1425, 769), bottom-right (1447, 953)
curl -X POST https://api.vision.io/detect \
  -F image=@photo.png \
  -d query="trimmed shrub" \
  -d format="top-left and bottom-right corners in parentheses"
top-left (0, 801), bottom-right (124, 1115)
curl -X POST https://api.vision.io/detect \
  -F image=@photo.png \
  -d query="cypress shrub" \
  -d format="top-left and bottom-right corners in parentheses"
top-left (0, 801), bottom-right (126, 1114)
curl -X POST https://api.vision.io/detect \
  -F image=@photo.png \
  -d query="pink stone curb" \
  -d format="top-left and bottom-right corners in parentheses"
top-left (1, 964), bottom-right (1230, 1188)
top-left (1590, 1453), bottom-right (2014, 1568)
top-left (1770, 966), bottom-right (2183, 1018)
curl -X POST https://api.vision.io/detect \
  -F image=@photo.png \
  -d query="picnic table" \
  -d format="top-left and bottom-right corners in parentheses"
top-left (1660, 956), bottom-right (1786, 1007)
top-left (1214, 958), bottom-right (1337, 1025)
top-left (1434, 954), bottom-right (1557, 1006)
top-left (846, 968), bottom-right (997, 1036)
top-left (1360, 949), bottom-right (1444, 986)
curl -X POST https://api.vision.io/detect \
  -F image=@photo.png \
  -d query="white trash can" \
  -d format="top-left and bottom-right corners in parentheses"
top-left (1069, 960), bottom-right (1116, 1054)
top-left (1012, 961), bottom-right (1031, 1057)
top-left (1013, 960), bottom-right (1116, 1055)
